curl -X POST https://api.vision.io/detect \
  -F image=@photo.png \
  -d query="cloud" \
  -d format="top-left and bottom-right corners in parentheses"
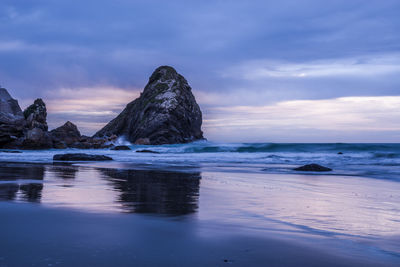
top-left (43, 86), bottom-right (140, 135)
top-left (204, 96), bottom-right (400, 142)
top-left (224, 54), bottom-right (400, 80)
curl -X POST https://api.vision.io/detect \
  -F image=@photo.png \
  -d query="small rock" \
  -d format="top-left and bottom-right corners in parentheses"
top-left (294, 164), bottom-right (332, 172)
top-left (0, 150), bottom-right (22, 153)
top-left (337, 152), bottom-right (343, 155)
top-left (111, 145), bottom-right (131, 151)
top-left (136, 149), bottom-right (160, 154)
top-left (53, 153), bottom-right (113, 161)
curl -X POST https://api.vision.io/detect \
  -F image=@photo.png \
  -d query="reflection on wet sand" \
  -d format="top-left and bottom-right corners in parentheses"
top-left (100, 168), bottom-right (201, 215)
top-left (48, 163), bottom-right (79, 179)
top-left (0, 163), bottom-right (201, 215)
top-left (0, 163), bottom-right (44, 202)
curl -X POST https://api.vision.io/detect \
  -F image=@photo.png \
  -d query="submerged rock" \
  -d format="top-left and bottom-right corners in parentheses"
top-left (136, 149), bottom-right (160, 154)
top-left (0, 87), bottom-right (26, 146)
top-left (0, 150), bottom-right (22, 153)
top-left (53, 153), bottom-right (113, 161)
top-left (94, 66), bottom-right (203, 145)
top-left (294, 164), bottom-right (332, 172)
top-left (111, 145), bottom-right (131, 151)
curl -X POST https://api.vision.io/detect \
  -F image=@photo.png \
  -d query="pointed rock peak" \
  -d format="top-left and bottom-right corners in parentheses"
top-left (51, 121), bottom-right (81, 136)
top-left (24, 98), bottom-right (47, 119)
top-left (148, 65), bottom-right (180, 84)
top-left (33, 98), bottom-right (45, 106)
top-left (64, 121), bottom-right (76, 127)
top-left (0, 87), bottom-right (13, 101)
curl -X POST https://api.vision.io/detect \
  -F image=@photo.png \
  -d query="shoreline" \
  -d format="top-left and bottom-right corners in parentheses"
top-left (1, 202), bottom-right (398, 267)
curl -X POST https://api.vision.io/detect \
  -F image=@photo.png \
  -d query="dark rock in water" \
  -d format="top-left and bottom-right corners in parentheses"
top-left (338, 152), bottom-right (343, 155)
top-left (21, 98), bottom-right (52, 149)
top-left (53, 153), bottom-right (113, 161)
top-left (294, 164), bottom-right (332, 172)
top-left (0, 88), bottom-right (26, 146)
top-left (111, 145), bottom-right (131, 151)
top-left (0, 150), bottom-right (22, 153)
top-left (50, 121), bottom-right (81, 147)
top-left (136, 149), bottom-right (160, 154)
top-left (94, 66), bottom-right (203, 145)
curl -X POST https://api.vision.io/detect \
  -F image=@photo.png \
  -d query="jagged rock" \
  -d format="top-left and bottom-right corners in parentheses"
top-left (0, 88), bottom-right (26, 146)
top-left (21, 98), bottom-right (52, 149)
top-left (50, 121), bottom-right (81, 147)
top-left (294, 164), bottom-right (332, 172)
top-left (53, 153), bottom-right (113, 161)
top-left (24, 99), bottom-right (48, 131)
top-left (111, 145), bottom-right (131, 151)
top-left (94, 66), bottom-right (203, 145)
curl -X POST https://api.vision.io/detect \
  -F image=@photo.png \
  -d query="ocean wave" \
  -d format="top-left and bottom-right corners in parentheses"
top-left (149, 142), bottom-right (400, 154)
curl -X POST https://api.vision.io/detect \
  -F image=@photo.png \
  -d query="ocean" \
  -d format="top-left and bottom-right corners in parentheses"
top-left (1, 141), bottom-right (399, 179)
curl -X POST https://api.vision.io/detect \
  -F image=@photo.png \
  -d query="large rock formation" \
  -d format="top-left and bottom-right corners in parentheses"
top-left (94, 66), bottom-right (203, 145)
top-left (0, 88), bottom-right (26, 146)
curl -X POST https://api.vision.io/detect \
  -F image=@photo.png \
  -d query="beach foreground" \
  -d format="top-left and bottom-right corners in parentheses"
top-left (0, 151), bottom-right (399, 266)
top-left (0, 202), bottom-right (396, 267)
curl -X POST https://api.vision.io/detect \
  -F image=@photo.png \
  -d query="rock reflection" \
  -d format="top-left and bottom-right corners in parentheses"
top-left (49, 163), bottom-right (79, 179)
top-left (0, 163), bottom-right (44, 202)
top-left (100, 168), bottom-right (201, 215)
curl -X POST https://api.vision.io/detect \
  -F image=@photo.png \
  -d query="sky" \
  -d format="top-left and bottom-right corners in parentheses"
top-left (0, 0), bottom-right (399, 142)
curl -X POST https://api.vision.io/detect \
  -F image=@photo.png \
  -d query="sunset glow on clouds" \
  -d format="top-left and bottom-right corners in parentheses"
top-left (204, 96), bottom-right (400, 142)
top-left (1, 0), bottom-right (399, 142)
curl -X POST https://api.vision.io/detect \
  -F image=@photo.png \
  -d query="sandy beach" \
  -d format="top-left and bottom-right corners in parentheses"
top-left (0, 160), bottom-right (399, 266)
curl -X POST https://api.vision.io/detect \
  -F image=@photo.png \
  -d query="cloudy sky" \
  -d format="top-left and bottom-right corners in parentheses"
top-left (0, 0), bottom-right (399, 142)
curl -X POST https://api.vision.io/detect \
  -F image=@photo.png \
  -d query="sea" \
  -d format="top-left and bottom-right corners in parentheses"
top-left (0, 141), bottom-right (399, 180)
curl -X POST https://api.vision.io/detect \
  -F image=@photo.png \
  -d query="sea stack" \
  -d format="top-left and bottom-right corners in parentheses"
top-left (95, 66), bottom-right (204, 145)
top-left (22, 98), bottom-right (53, 149)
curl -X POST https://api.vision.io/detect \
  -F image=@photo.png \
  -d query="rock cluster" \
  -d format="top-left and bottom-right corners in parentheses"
top-left (95, 66), bottom-right (203, 145)
top-left (0, 66), bottom-right (205, 149)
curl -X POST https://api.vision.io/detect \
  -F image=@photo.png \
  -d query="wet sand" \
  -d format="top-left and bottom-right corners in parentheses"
top-left (1, 202), bottom-right (396, 267)
top-left (0, 162), bottom-right (399, 266)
